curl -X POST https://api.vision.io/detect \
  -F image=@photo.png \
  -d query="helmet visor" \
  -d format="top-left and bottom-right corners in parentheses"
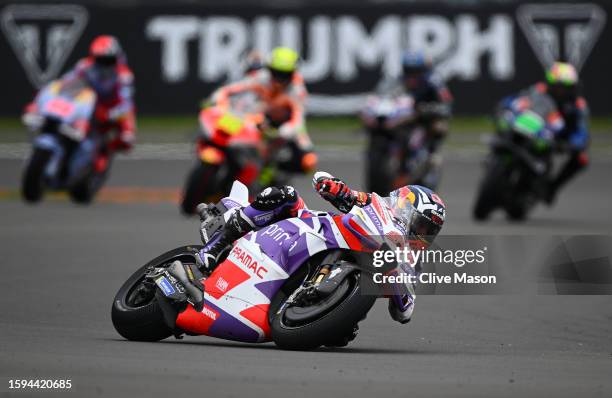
top-left (269, 68), bottom-right (293, 84)
top-left (402, 65), bottom-right (426, 77)
top-left (409, 210), bottom-right (441, 245)
top-left (390, 202), bottom-right (441, 245)
top-left (95, 55), bottom-right (117, 67)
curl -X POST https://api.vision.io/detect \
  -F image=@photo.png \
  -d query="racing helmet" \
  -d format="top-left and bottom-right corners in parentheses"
top-left (388, 185), bottom-right (446, 247)
top-left (87, 35), bottom-right (123, 95)
top-left (545, 62), bottom-right (579, 102)
top-left (267, 47), bottom-right (299, 84)
top-left (401, 51), bottom-right (431, 77)
top-left (90, 35), bottom-right (122, 67)
top-left (401, 50), bottom-right (432, 91)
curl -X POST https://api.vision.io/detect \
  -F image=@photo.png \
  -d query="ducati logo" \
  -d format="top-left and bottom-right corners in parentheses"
top-left (0, 4), bottom-right (88, 88)
top-left (517, 3), bottom-right (606, 71)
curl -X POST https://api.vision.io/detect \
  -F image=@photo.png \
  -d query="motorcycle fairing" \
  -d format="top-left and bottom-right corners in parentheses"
top-left (176, 210), bottom-right (354, 343)
top-left (35, 79), bottom-right (96, 141)
top-left (176, 185), bottom-right (405, 343)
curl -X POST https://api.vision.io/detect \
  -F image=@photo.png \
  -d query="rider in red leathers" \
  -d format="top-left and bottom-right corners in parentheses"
top-left (24, 35), bottom-right (136, 174)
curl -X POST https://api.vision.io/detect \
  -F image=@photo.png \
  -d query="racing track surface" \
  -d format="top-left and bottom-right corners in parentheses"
top-left (1, 146), bottom-right (611, 397)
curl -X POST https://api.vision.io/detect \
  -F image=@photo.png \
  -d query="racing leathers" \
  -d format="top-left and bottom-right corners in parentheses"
top-left (210, 69), bottom-right (317, 173)
top-left (67, 56), bottom-right (136, 150)
top-left (193, 174), bottom-right (426, 324)
top-left (497, 82), bottom-right (589, 202)
top-left (380, 72), bottom-right (453, 155)
top-left (23, 56), bottom-right (136, 175)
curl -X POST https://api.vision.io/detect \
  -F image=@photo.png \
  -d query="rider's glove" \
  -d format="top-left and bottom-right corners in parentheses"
top-left (312, 171), bottom-right (356, 213)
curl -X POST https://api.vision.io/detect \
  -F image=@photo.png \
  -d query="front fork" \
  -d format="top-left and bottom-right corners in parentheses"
top-left (33, 133), bottom-right (65, 188)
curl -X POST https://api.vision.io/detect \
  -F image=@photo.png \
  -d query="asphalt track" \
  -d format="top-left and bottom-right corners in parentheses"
top-left (1, 145), bottom-right (611, 397)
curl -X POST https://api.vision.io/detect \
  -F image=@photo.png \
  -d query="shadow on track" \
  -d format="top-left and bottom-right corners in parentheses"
top-left (104, 338), bottom-right (434, 355)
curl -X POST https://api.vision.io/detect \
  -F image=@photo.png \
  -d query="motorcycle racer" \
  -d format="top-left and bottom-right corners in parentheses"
top-left (496, 62), bottom-right (589, 204)
top-left (170, 172), bottom-right (446, 324)
top-left (380, 50), bottom-right (453, 160)
top-left (23, 35), bottom-right (136, 174)
top-left (210, 47), bottom-right (317, 174)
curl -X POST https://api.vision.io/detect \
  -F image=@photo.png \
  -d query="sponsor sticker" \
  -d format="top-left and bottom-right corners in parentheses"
top-left (215, 276), bottom-right (229, 292)
top-left (156, 276), bottom-right (176, 296)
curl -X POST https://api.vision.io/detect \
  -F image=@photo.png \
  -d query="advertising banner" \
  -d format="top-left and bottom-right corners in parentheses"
top-left (0, 2), bottom-right (609, 115)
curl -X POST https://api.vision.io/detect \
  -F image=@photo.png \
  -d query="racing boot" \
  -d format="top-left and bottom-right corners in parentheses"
top-left (195, 209), bottom-right (254, 273)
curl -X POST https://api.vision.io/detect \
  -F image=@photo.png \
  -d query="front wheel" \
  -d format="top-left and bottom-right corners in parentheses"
top-left (180, 162), bottom-right (221, 215)
top-left (473, 157), bottom-right (507, 221)
top-left (366, 135), bottom-right (395, 195)
top-left (22, 148), bottom-right (51, 202)
top-left (111, 246), bottom-right (201, 342)
top-left (271, 272), bottom-right (376, 351)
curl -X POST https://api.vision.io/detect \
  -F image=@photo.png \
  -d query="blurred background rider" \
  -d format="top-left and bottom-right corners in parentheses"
top-left (23, 35), bottom-right (136, 172)
top-left (211, 47), bottom-right (318, 175)
top-left (381, 50), bottom-right (453, 167)
top-left (496, 62), bottom-right (589, 204)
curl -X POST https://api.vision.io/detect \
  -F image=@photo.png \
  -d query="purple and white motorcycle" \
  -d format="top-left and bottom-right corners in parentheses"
top-left (112, 181), bottom-right (409, 350)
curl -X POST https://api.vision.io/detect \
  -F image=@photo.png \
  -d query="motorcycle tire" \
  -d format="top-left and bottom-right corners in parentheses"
top-left (506, 205), bottom-right (528, 221)
top-left (271, 272), bottom-right (376, 351)
top-left (69, 169), bottom-right (108, 204)
top-left (366, 139), bottom-right (394, 195)
top-left (180, 162), bottom-right (220, 215)
top-left (112, 246), bottom-right (202, 342)
top-left (473, 158), bottom-right (506, 221)
top-left (22, 148), bottom-right (52, 203)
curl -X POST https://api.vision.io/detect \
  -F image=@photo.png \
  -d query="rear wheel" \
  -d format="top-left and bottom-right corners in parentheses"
top-left (69, 167), bottom-right (109, 204)
top-left (271, 272), bottom-right (376, 351)
top-left (22, 148), bottom-right (51, 202)
top-left (181, 162), bottom-right (221, 215)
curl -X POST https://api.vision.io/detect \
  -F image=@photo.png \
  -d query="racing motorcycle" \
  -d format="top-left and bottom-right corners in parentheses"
top-left (21, 78), bottom-right (113, 204)
top-left (181, 94), bottom-right (289, 215)
top-left (361, 94), bottom-right (440, 195)
top-left (473, 108), bottom-right (555, 221)
top-left (113, 181), bottom-right (412, 350)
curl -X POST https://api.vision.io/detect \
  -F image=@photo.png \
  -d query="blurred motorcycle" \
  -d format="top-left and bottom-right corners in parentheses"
top-left (473, 108), bottom-right (555, 221)
top-left (21, 78), bottom-right (113, 203)
top-left (360, 94), bottom-right (440, 195)
top-left (181, 94), bottom-right (290, 215)
top-left (112, 181), bottom-right (404, 350)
